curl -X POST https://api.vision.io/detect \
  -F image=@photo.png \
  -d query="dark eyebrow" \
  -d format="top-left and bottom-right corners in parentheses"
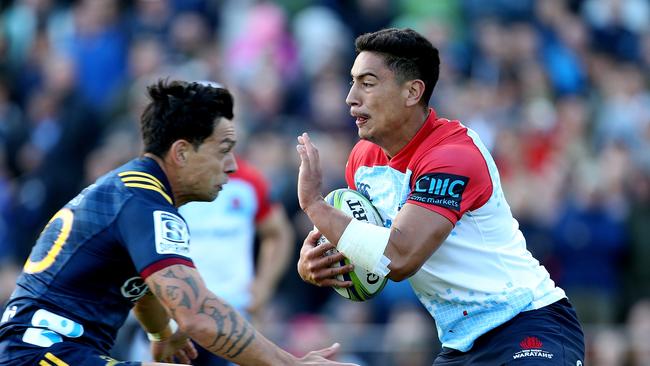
top-left (351, 72), bottom-right (379, 80)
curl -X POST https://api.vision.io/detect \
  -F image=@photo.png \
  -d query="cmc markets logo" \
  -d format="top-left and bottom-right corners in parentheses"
top-left (410, 173), bottom-right (468, 211)
top-left (512, 336), bottom-right (554, 360)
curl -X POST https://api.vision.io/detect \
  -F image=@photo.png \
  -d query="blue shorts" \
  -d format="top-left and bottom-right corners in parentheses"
top-left (0, 330), bottom-right (140, 366)
top-left (434, 298), bottom-right (584, 365)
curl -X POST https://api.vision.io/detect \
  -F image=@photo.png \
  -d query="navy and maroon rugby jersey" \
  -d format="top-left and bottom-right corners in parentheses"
top-left (0, 157), bottom-right (193, 355)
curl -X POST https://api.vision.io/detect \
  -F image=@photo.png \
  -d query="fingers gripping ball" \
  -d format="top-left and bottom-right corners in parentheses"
top-left (318, 188), bottom-right (388, 301)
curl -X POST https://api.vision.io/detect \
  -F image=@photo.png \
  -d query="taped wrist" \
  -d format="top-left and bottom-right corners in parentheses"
top-left (147, 318), bottom-right (178, 342)
top-left (337, 218), bottom-right (391, 277)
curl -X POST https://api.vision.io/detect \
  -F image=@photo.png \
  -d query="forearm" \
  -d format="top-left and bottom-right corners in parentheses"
top-left (255, 208), bottom-right (294, 290)
top-left (133, 292), bottom-right (172, 335)
top-left (304, 199), bottom-right (352, 246)
top-left (147, 265), bottom-right (297, 365)
top-left (185, 296), bottom-right (290, 365)
top-left (256, 240), bottom-right (289, 290)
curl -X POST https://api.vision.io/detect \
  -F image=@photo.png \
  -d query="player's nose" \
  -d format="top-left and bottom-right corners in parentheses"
top-left (225, 152), bottom-right (237, 174)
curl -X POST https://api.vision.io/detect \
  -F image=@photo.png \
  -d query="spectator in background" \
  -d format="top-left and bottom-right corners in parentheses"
top-left (626, 299), bottom-right (650, 365)
top-left (53, 0), bottom-right (128, 111)
top-left (179, 154), bottom-right (294, 366)
top-left (12, 53), bottom-right (100, 260)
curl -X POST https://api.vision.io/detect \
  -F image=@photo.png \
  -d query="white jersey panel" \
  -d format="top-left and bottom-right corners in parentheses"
top-left (179, 180), bottom-right (257, 310)
top-left (353, 127), bottom-right (565, 352)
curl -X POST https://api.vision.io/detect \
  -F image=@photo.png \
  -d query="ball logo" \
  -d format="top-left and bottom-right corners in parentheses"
top-left (410, 173), bottom-right (469, 211)
top-left (346, 199), bottom-right (368, 221)
top-left (366, 273), bottom-right (380, 284)
top-left (121, 276), bottom-right (149, 302)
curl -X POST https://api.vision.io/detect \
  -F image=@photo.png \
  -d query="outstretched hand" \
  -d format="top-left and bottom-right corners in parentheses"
top-left (150, 330), bottom-right (197, 364)
top-left (296, 132), bottom-right (323, 213)
top-left (297, 343), bottom-right (360, 365)
top-left (297, 229), bottom-right (353, 288)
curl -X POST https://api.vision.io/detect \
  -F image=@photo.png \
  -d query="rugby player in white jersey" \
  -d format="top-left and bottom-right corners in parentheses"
top-left (296, 28), bottom-right (585, 365)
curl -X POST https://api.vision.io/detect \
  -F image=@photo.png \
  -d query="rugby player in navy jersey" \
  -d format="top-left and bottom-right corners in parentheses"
top-left (0, 80), bottom-right (356, 366)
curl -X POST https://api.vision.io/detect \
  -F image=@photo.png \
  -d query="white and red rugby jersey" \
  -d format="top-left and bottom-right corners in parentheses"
top-left (345, 109), bottom-right (565, 352)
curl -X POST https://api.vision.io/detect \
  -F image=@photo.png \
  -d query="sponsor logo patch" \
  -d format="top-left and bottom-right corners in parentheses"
top-left (512, 336), bottom-right (554, 360)
top-left (356, 183), bottom-right (371, 200)
top-left (121, 276), bottom-right (149, 302)
top-left (409, 173), bottom-right (469, 211)
top-left (153, 210), bottom-right (190, 256)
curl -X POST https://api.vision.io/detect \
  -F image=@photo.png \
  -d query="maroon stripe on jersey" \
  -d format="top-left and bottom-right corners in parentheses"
top-left (140, 258), bottom-right (195, 279)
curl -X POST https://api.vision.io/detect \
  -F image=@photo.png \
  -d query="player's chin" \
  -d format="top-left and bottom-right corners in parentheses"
top-left (357, 128), bottom-right (368, 140)
top-left (357, 129), bottom-right (373, 142)
top-left (196, 189), bottom-right (220, 202)
top-left (207, 189), bottom-right (220, 201)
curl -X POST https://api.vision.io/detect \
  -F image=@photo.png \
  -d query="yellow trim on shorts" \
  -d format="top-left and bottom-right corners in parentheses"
top-left (45, 352), bottom-right (69, 366)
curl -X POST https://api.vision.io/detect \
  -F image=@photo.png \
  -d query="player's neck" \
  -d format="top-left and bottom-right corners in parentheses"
top-left (143, 153), bottom-right (180, 206)
top-left (380, 108), bottom-right (429, 158)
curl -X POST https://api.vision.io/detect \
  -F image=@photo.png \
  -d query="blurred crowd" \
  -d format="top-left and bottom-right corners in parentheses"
top-left (1, 0), bottom-right (649, 365)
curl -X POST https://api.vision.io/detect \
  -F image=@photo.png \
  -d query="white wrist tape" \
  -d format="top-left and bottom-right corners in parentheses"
top-left (337, 219), bottom-right (391, 277)
top-left (147, 318), bottom-right (178, 341)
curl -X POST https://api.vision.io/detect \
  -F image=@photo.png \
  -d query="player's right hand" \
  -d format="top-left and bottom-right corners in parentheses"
top-left (150, 330), bottom-right (197, 364)
top-left (297, 229), bottom-right (354, 288)
top-left (296, 343), bottom-right (359, 365)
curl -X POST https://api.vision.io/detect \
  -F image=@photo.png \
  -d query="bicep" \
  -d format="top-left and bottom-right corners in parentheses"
top-left (385, 203), bottom-right (453, 279)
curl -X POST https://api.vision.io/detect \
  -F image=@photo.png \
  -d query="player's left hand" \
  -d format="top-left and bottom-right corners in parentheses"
top-left (150, 330), bottom-right (198, 364)
top-left (296, 132), bottom-right (323, 212)
top-left (297, 229), bottom-right (354, 288)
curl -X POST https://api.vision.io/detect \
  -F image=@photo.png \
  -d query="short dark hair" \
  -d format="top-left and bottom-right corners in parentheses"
top-left (355, 28), bottom-right (440, 106)
top-left (141, 79), bottom-right (234, 157)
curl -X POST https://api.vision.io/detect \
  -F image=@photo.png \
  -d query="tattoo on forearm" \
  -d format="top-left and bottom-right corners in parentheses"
top-left (198, 296), bottom-right (228, 348)
top-left (153, 282), bottom-right (162, 298)
top-left (224, 311), bottom-right (255, 358)
top-left (229, 326), bottom-right (255, 358)
top-left (199, 296), bottom-right (256, 358)
top-left (152, 266), bottom-right (256, 359)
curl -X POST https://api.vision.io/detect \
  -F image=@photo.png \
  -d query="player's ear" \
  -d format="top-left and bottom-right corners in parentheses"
top-left (404, 79), bottom-right (425, 107)
top-left (169, 140), bottom-right (190, 166)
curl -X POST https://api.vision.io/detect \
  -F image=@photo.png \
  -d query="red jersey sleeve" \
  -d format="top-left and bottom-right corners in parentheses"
top-left (232, 159), bottom-right (273, 223)
top-left (407, 144), bottom-right (493, 225)
top-left (345, 143), bottom-right (362, 190)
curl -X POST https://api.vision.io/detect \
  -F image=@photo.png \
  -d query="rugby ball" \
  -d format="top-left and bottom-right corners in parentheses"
top-left (318, 188), bottom-right (388, 301)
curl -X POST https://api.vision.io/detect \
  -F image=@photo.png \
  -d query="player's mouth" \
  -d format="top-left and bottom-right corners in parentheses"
top-left (351, 112), bottom-right (370, 127)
